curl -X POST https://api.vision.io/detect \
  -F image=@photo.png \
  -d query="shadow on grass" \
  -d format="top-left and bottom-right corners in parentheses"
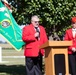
top-left (0, 65), bottom-right (26, 75)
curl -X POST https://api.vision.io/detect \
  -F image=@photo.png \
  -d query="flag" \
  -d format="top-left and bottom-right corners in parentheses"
top-left (0, 1), bottom-right (25, 51)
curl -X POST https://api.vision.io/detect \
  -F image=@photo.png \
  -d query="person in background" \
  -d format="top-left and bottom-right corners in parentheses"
top-left (64, 16), bottom-right (76, 75)
top-left (22, 15), bottom-right (48, 75)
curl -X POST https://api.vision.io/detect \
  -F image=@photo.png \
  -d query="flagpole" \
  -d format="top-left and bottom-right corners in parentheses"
top-left (2, 0), bottom-right (17, 12)
top-left (0, 47), bottom-right (2, 62)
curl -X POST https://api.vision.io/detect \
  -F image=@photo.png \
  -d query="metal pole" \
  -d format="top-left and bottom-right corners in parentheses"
top-left (0, 47), bottom-right (2, 62)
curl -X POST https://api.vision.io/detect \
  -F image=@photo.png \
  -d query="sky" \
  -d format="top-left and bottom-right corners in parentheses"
top-left (0, 36), bottom-right (6, 43)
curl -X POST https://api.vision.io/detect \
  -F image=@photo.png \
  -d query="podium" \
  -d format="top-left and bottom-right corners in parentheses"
top-left (40, 41), bottom-right (72, 75)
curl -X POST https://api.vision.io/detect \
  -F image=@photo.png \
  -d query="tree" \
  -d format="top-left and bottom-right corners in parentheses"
top-left (8, 0), bottom-right (76, 40)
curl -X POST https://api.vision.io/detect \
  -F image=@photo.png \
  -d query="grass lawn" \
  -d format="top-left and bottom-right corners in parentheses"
top-left (0, 65), bottom-right (26, 75)
top-left (0, 48), bottom-right (26, 75)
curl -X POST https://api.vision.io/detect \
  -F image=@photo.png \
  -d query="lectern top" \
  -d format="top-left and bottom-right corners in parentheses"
top-left (40, 41), bottom-right (72, 49)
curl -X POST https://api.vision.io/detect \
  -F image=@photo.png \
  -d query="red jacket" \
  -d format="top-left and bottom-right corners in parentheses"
top-left (64, 28), bottom-right (76, 54)
top-left (22, 24), bottom-right (48, 57)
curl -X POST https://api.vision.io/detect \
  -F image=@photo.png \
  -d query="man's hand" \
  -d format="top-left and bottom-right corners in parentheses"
top-left (72, 47), bottom-right (76, 52)
top-left (34, 32), bottom-right (39, 37)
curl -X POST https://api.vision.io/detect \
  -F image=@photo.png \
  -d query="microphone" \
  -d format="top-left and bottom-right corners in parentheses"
top-left (35, 27), bottom-right (40, 40)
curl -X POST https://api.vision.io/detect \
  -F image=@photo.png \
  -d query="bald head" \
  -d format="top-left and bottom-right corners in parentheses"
top-left (31, 15), bottom-right (40, 27)
top-left (31, 15), bottom-right (39, 21)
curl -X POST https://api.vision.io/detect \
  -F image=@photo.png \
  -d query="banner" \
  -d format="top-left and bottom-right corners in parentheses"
top-left (0, 1), bottom-right (25, 51)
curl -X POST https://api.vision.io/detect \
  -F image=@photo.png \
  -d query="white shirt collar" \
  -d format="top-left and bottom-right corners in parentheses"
top-left (72, 28), bottom-right (76, 31)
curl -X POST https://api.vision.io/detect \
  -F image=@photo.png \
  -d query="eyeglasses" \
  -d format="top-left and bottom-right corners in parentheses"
top-left (72, 22), bottom-right (76, 24)
top-left (33, 21), bottom-right (39, 23)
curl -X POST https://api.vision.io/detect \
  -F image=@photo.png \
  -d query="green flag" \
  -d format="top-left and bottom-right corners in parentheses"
top-left (0, 1), bottom-right (25, 51)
